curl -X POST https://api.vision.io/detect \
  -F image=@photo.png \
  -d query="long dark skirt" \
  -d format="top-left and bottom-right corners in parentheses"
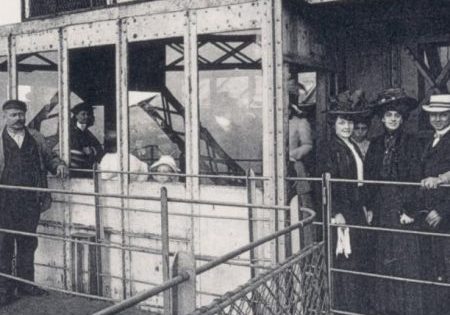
top-left (373, 188), bottom-right (424, 315)
top-left (331, 222), bottom-right (373, 314)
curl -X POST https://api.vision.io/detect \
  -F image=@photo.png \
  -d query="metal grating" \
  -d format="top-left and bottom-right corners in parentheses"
top-left (27, 0), bottom-right (108, 18)
top-left (189, 242), bottom-right (329, 315)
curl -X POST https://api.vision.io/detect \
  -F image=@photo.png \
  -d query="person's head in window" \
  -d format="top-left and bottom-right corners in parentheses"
top-left (150, 155), bottom-right (180, 183)
top-left (72, 102), bottom-right (95, 130)
top-left (69, 102), bottom-right (104, 176)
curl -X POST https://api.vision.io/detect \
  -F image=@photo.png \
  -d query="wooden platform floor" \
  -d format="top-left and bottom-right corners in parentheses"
top-left (0, 291), bottom-right (157, 315)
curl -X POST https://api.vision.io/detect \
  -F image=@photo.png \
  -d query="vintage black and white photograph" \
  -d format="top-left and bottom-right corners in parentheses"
top-left (0, 0), bottom-right (449, 314)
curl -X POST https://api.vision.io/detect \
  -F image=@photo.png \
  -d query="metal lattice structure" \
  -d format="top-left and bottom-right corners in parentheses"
top-left (189, 242), bottom-right (329, 315)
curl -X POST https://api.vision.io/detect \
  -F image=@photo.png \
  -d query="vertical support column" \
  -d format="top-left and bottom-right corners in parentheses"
top-left (8, 35), bottom-right (17, 100)
top-left (261, 0), bottom-right (279, 265)
top-left (185, 9), bottom-right (200, 299)
top-left (60, 26), bottom-right (72, 290)
top-left (322, 172), bottom-right (332, 311)
top-left (172, 251), bottom-right (196, 315)
top-left (116, 18), bottom-right (131, 299)
top-left (94, 163), bottom-right (104, 295)
top-left (274, 0), bottom-right (288, 262)
top-left (160, 187), bottom-right (171, 314)
top-left (316, 71), bottom-right (329, 144)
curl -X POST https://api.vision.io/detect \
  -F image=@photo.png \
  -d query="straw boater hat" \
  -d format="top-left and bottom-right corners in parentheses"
top-left (422, 94), bottom-right (450, 113)
top-left (326, 90), bottom-right (371, 116)
top-left (371, 88), bottom-right (418, 117)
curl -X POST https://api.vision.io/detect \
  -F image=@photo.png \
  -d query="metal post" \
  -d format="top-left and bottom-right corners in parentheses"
top-left (161, 187), bottom-right (171, 314)
top-left (246, 169), bottom-right (256, 279)
top-left (93, 163), bottom-right (104, 295)
top-left (322, 172), bottom-right (332, 311)
top-left (172, 251), bottom-right (195, 315)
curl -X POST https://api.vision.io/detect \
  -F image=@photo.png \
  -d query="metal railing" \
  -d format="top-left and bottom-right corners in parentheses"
top-left (92, 205), bottom-right (317, 315)
top-left (323, 175), bottom-right (450, 315)
top-left (0, 167), bottom-right (288, 313)
top-left (189, 242), bottom-right (328, 315)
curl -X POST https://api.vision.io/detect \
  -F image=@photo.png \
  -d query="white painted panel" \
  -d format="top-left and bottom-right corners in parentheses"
top-left (195, 2), bottom-right (263, 34)
top-left (65, 20), bottom-right (116, 49)
top-left (15, 30), bottom-right (58, 54)
top-left (126, 12), bottom-right (185, 42)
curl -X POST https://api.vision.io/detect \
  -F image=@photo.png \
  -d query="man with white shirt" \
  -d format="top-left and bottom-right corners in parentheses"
top-left (0, 100), bottom-right (67, 305)
top-left (420, 94), bottom-right (450, 314)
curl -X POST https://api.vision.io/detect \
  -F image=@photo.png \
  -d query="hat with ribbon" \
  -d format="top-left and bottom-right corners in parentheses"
top-left (326, 90), bottom-right (371, 116)
top-left (371, 88), bottom-right (418, 117)
top-left (422, 94), bottom-right (450, 113)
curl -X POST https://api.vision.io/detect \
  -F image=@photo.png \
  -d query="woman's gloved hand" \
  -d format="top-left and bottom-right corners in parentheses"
top-left (400, 213), bottom-right (414, 225)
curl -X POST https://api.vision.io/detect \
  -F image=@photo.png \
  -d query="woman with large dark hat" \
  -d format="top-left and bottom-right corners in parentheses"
top-left (319, 89), bottom-right (372, 314)
top-left (364, 88), bottom-right (424, 315)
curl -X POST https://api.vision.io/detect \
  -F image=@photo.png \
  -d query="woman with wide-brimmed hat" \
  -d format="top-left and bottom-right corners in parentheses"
top-left (319, 89), bottom-right (372, 314)
top-left (364, 88), bottom-right (424, 315)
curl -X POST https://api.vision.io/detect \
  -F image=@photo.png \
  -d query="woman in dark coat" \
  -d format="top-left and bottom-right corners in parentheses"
top-left (320, 90), bottom-right (371, 314)
top-left (364, 88), bottom-right (423, 315)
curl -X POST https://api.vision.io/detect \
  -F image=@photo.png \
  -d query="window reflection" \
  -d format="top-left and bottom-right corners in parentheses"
top-left (69, 46), bottom-right (115, 177)
top-left (128, 39), bottom-right (185, 182)
top-left (198, 32), bottom-right (263, 185)
top-left (17, 51), bottom-right (59, 151)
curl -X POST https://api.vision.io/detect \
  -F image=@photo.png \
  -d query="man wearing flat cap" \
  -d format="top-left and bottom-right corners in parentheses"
top-left (419, 94), bottom-right (450, 314)
top-left (0, 99), bottom-right (67, 304)
top-left (70, 102), bottom-right (103, 177)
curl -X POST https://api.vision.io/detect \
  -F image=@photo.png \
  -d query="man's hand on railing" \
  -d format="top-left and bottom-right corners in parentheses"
top-left (426, 210), bottom-right (442, 228)
top-left (56, 164), bottom-right (68, 179)
top-left (400, 213), bottom-right (414, 225)
top-left (421, 177), bottom-right (443, 189)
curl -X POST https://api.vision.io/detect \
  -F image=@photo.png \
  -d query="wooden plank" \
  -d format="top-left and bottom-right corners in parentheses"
top-left (15, 29), bottom-right (58, 54)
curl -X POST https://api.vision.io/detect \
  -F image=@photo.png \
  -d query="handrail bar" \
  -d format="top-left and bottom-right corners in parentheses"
top-left (330, 177), bottom-right (450, 187)
top-left (92, 207), bottom-right (316, 315)
top-left (190, 242), bottom-right (324, 315)
top-left (69, 167), bottom-right (270, 181)
top-left (93, 274), bottom-right (189, 315)
top-left (0, 183), bottom-right (290, 211)
top-left (196, 207), bottom-right (315, 275)
top-left (330, 222), bottom-right (450, 239)
top-left (332, 267), bottom-right (450, 288)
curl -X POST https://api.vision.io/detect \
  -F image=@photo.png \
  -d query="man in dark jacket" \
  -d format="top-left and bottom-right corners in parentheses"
top-left (69, 102), bottom-right (103, 177)
top-left (420, 94), bottom-right (450, 314)
top-left (0, 100), bottom-right (67, 305)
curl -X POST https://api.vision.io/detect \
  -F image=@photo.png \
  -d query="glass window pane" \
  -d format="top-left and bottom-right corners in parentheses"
top-left (198, 32), bottom-right (262, 185)
top-left (69, 46), bottom-right (115, 177)
top-left (17, 51), bottom-right (59, 151)
top-left (128, 38), bottom-right (185, 183)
